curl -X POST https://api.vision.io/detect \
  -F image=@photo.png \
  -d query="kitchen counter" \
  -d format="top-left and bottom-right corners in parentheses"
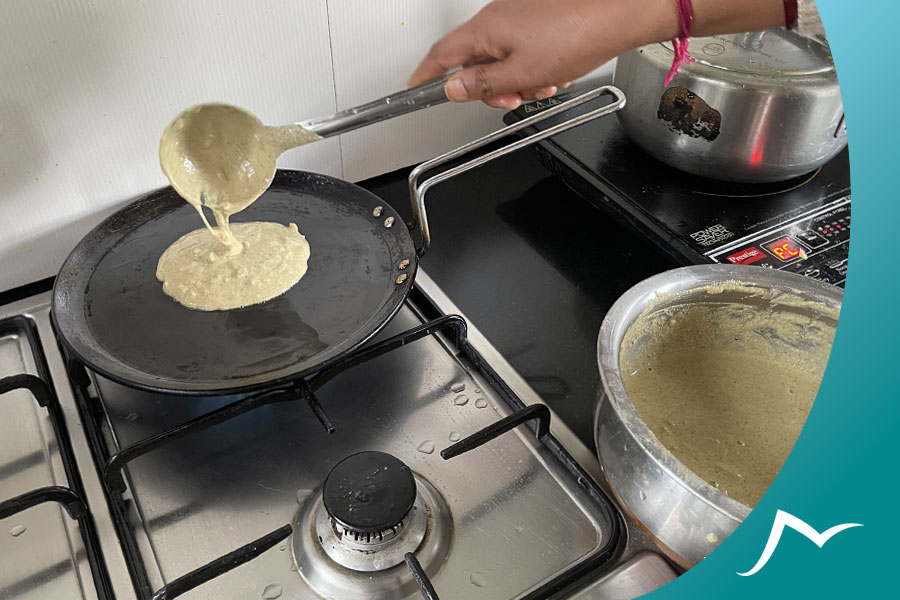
top-left (362, 145), bottom-right (677, 450)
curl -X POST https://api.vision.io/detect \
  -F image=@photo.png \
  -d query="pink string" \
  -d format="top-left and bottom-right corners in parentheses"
top-left (664, 0), bottom-right (695, 86)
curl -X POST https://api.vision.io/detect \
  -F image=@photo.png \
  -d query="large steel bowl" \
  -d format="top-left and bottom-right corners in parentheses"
top-left (594, 265), bottom-right (841, 567)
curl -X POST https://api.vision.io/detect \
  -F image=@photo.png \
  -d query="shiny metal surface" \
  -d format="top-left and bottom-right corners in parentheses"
top-left (411, 86), bottom-right (625, 255)
top-left (297, 478), bottom-right (451, 596)
top-left (92, 298), bottom-right (614, 599)
top-left (568, 552), bottom-right (677, 600)
top-left (0, 304), bottom-right (90, 599)
top-left (299, 74), bottom-right (451, 138)
top-left (614, 29), bottom-right (846, 182)
top-left (0, 296), bottom-right (136, 600)
top-left (414, 271), bottom-right (678, 597)
top-left (0, 276), bottom-right (680, 599)
top-left (594, 265), bottom-right (842, 567)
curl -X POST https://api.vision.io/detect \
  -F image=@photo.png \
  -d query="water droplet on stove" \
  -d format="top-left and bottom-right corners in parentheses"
top-left (9, 525), bottom-right (26, 537)
top-left (470, 572), bottom-right (487, 587)
top-left (449, 431), bottom-right (461, 442)
top-left (279, 544), bottom-right (286, 552)
top-left (474, 387), bottom-right (482, 393)
top-left (454, 395), bottom-right (469, 406)
top-left (417, 440), bottom-right (435, 454)
top-left (261, 583), bottom-right (283, 599)
top-left (475, 398), bottom-right (488, 409)
top-left (126, 412), bottom-right (138, 422)
top-left (450, 382), bottom-right (466, 393)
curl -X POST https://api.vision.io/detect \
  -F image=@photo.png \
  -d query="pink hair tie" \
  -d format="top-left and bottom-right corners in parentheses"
top-left (665, 0), bottom-right (695, 86)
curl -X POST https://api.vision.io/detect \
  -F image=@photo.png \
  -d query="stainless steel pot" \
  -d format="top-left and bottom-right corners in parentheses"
top-left (594, 265), bottom-right (841, 567)
top-left (613, 29), bottom-right (847, 182)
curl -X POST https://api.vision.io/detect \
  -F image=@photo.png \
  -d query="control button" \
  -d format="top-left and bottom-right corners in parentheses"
top-left (763, 236), bottom-right (807, 263)
top-left (794, 230), bottom-right (828, 249)
top-left (725, 246), bottom-right (766, 265)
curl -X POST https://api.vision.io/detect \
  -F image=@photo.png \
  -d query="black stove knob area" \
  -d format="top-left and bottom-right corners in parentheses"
top-left (322, 451), bottom-right (417, 535)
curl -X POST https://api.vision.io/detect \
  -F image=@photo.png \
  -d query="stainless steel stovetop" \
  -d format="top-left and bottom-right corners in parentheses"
top-left (0, 272), bottom-right (675, 600)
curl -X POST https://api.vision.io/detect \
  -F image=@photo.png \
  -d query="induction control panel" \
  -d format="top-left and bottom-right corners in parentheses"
top-left (710, 198), bottom-right (850, 287)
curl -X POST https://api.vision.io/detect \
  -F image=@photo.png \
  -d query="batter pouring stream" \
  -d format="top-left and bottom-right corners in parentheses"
top-left (157, 103), bottom-right (321, 311)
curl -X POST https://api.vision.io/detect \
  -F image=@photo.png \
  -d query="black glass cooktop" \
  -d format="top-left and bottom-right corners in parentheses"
top-left (505, 93), bottom-right (851, 286)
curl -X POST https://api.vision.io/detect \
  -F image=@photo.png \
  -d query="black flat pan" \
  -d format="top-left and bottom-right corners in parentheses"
top-left (52, 170), bottom-right (417, 395)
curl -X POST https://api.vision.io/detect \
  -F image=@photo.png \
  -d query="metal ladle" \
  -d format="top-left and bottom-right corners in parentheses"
top-left (160, 74), bottom-right (453, 218)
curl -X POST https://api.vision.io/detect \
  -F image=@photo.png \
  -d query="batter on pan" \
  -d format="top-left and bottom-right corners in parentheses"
top-left (156, 103), bottom-right (320, 311)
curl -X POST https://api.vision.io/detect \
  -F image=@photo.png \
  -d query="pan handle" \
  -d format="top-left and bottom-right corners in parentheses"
top-left (408, 85), bottom-right (626, 257)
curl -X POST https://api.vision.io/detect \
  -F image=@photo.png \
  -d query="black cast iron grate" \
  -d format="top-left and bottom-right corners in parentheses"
top-left (0, 316), bottom-right (114, 600)
top-left (62, 290), bottom-right (623, 600)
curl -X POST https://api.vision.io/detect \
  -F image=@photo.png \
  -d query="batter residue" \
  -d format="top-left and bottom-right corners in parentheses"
top-left (157, 103), bottom-right (321, 310)
top-left (621, 287), bottom-right (836, 507)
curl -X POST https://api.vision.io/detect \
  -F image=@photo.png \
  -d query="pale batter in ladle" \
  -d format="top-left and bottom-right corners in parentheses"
top-left (157, 76), bottom-right (454, 310)
top-left (157, 103), bottom-right (321, 311)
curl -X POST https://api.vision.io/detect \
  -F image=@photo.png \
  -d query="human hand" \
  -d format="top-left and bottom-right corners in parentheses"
top-left (408, 0), bottom-right (678, 110)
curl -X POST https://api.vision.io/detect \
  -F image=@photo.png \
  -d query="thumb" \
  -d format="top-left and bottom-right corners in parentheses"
top-left (445, 59), bottom-right (528, 102)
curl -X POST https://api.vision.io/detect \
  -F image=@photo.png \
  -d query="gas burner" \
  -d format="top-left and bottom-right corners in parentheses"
top-left (317, 451), bottom-right (425, 571)
top-left (293, 452), bottom-right (452, 598)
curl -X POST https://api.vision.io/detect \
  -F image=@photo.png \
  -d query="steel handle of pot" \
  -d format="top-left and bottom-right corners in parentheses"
top-left (298, 74), bottom-right (453, 138)
top-left (409, 85), bottom-right (626, 257)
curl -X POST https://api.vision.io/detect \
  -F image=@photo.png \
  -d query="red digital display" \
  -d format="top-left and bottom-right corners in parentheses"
top-left (725, 246), bottom-right (766, 265)
top-left (764, 236), bottom-right (806, 262)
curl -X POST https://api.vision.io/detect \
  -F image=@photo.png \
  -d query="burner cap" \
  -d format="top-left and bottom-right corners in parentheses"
top-left (322, 451), bottom-right (416, 534)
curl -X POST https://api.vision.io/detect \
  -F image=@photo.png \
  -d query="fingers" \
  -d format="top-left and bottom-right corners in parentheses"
top-left (444, 59), bottom-right (568, 104)
top-left (483, 93), bottom-right (523, 110)
top-left (482, 86), bottom-right (557, 111)
top-left (408, 26), bottom-right (483, 87)
top-left (521, 86), bottom-right (558, 101)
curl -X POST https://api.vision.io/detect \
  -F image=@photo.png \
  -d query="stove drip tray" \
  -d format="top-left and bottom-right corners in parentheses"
top-left (293, 452), bottom-right (452, 597)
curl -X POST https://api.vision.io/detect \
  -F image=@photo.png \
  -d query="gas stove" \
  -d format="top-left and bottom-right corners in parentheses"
top-left (0, 272), bottom-right (675, 600)
top-left (505, 92), bottom-right (851, 287)
top-left (3, 84), bottom-right (853, 597)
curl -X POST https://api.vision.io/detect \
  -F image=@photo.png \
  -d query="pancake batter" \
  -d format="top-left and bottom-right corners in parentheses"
top-left (157, 103), bottom-right (321, 310)
top-left (620, 287), bottom-right (835, 507)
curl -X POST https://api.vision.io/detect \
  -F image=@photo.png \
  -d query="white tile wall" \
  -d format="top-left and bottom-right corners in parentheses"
top-left (0, 0), bottom-right (613, 291)
top-left (326, 0), bottom-right (499, 182)
top-left (1, 0), bottom-right (339, 290)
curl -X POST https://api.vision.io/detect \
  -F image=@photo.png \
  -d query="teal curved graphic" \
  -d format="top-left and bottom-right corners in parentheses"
top-left (644, 1), bottom-right (898, 597)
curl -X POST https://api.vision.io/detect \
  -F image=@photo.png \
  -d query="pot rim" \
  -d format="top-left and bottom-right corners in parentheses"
top-left (596, 264), bottom-right (842, 521)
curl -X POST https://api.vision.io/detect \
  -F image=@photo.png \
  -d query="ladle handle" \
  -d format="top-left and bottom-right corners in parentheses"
top-left (298, 74), bottom-right (452, 138)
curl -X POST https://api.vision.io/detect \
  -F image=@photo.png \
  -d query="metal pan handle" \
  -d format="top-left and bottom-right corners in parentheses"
top-left (408, 85), bottom-right (626, 257)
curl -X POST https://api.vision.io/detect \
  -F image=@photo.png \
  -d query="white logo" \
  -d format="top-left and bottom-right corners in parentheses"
top-left (737, 509), bottom-right (862, 576)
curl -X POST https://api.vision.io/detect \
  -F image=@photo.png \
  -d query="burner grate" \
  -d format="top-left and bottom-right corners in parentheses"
top-left (0, 316), bottom-right (113, 600)
top-left (65, 294), bottom-right (623, 600)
